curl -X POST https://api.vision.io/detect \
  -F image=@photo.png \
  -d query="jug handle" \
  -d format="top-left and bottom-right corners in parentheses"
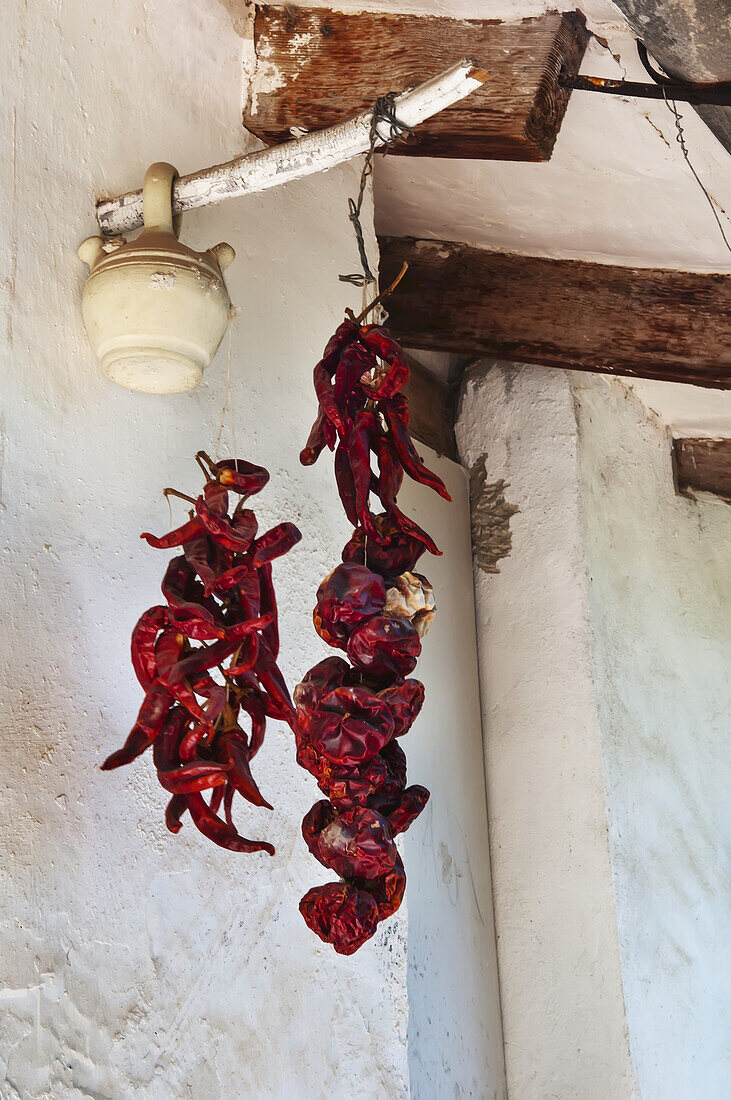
top-left (142, 162), bottom-right (182, 238)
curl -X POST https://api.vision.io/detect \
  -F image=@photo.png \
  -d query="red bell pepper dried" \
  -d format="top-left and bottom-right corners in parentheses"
top-left (387, 784), bottom-right (430, 836)
top-left (296, 320), bottom-right (447, 954)
top-left (103, 455), bottom-right (300, 859)
top-left (378, 678), bottom-right (425, 737)
top-left (314, 806), bottom-right (398, 880)
top-left (356, 855), bottom-right (407, 921)
top-left (303, 685), bottom-right (395, 766)
top-left (342, 513), bottom-right (428, 576)
top-left (299, 881), bottom-right (380, 956)
top-left (313, 563), bottom-right (386, 649)
top-left (302, 799), bottom-right (337, 866)
top-left (346, 615), bottom-right (421, 680)
top-left (293, 655), bottom-right (350, 712)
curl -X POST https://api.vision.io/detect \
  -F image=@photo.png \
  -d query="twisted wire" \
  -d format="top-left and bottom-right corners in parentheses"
top-left (340, 94), bottom-right (413, 288)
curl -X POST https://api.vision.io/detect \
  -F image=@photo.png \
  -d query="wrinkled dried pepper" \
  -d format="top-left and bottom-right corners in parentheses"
top-left (295, 320), bottom-right (448, 954)
top-left (102, 452), bottom-right (301, 856)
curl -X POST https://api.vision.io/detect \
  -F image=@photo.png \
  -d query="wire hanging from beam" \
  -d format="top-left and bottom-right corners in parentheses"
top-left (339, 94), bottom-right (413, 290)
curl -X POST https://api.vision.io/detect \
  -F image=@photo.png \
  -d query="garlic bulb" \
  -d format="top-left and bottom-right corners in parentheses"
top-left (383, 572), bottom-right (436, 637)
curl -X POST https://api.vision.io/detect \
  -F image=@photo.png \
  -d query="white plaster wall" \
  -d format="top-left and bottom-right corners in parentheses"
top-left (0, 3), bottom-right (408, 1095)
top-left (572, 375), bottom-right (731, 1100)
top-left (0, 5), bottom-right (504, 1097)
top-left (400, 454), bottom-right (506, 1099)
top-left (455, 362), bottom-right (637, 1099)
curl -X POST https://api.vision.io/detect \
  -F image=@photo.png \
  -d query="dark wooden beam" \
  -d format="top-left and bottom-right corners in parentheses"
top-left (246, 7), bottom-right (589, 161)
top-left (379, 237), bottom-right (731, 390)
top-left (673, 438), bottom-right (731, 503)
top-left (404, 355), bottom-right (457, 461)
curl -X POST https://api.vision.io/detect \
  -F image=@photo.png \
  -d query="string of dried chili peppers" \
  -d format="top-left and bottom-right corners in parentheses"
top-left (294, 321), bottom-right (450, 954)
top-left (102, 452), bottom-right (301, 857)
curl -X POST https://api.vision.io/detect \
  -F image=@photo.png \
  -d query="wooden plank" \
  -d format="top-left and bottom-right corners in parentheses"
top-left (673, 438), bottom-right (731, 504)
top-left (246, 6), bottom-right (589, 162)
top-left (379, 237), bottom-right (731, 390)
top-left (404, 355), bottom-right (457, 461)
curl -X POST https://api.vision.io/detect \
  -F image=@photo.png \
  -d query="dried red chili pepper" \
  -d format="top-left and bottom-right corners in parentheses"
top-left (300, 409), bottom-right (327, 466)
top-left (346, 615), bottom-right (421, 680)
top-left (102, 455), bottom-right (300, 858)
top-left (213, 456), bottom-right (269, 498)
top-left (313, 563), bottom-right (386, 649)
top-left (313, 806), bottom-right (398, 880)
top-left (299, 881), bottom-right (380, 956)
top-left (302, 684), bottom-right (395, 766)
top-left (252, 522), bottom-right (302, 567)
top-left (295, 320), bottom-right (445, 953)
top-left (342, 513), bottom-right (428, 576)
top-left (378, 678), bottom-right (425, 737)
top-left (131, 606), bottom-right (168, 691)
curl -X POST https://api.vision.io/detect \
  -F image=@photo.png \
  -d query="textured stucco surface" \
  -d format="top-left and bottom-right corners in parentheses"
top-left (0, 3), bottom-right (408, 1095)
top-left (456, 359), bottom-right (731, 1099)
top-left (573, 374), bottom-right (731, 1100)
top-left (455, 362), bottom-right (637, 1100)
top-left (400, 457), bottom-right (506, 1100)
top-left (0, 4), bottom-right (505, 1097)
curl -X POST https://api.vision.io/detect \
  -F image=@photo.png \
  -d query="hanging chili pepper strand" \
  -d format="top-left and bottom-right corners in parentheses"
top-left (102, 453), bottom-right (301, 856)
top-left (294, 321), bottom-right (448, 954)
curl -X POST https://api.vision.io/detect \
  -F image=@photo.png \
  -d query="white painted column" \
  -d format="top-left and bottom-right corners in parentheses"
top-left (455, 361), bottom-right (636, 1099)
top-left (400, 451), bottom-right (507, 1100)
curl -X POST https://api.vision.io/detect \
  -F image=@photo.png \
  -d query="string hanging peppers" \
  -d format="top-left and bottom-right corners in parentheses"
top-left (102, 452), bottom-right (301, 857)
top-left (295, 320), bottom-right (449, 954)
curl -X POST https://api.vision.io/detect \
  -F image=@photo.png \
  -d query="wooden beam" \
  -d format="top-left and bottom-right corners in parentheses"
top-left (379, 238), bottom-right (731, 390)
top-left (673, 438), bottom-right (731, 504)
top-left (404, 355), bottom-right (457, 461)
top-left (246, 7), bottom-right (589, 162)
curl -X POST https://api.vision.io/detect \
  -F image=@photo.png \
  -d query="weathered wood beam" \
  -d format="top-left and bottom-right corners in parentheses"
top-left (404, 355), bottom-right (457, 461)
top-left (246, 6), bottom-right (589, 162)
top-left (673, 438), bottom-right (731, 503)
top-left (379, 238), bottom-right (731, 390)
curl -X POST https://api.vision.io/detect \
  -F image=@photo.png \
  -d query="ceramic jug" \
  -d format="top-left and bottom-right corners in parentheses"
top-left (78, 162), bottom-right (235, 394)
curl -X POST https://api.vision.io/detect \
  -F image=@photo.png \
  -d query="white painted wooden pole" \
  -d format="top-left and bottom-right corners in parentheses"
top-left (96, 58), bottom-right (488, 236)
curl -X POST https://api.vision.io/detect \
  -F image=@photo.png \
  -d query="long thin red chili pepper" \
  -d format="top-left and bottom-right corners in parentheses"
top-left (102, 454), bottom-right (301, 857)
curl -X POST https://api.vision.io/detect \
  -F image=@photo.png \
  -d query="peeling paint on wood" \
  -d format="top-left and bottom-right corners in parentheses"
top-left (246, 6), bottom-right (589, 161)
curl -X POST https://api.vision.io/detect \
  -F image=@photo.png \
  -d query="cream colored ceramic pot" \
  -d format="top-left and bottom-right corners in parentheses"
top-left (78, 162), bottom-right (235, 394)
